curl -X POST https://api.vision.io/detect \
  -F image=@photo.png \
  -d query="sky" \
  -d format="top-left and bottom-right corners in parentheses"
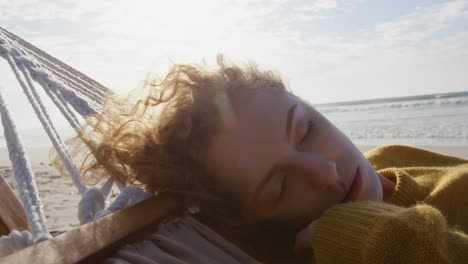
top-left (1, 0), bottom-right (468, 131)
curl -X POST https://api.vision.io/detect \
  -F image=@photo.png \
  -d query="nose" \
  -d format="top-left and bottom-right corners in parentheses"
top-left (289, 153), bottom-right (340, 191)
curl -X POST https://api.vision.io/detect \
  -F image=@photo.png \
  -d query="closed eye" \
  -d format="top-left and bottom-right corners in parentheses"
top-left (299, 120), bottom-right (314, 144)
top-left (274, 121), bottom-right (314, 202)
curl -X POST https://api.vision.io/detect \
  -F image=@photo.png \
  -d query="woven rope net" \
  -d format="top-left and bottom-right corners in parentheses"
top-left (0, 26), bottom-right (151, 256)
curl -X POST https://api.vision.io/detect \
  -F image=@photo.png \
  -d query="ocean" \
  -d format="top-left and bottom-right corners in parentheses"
top-left (316, 91), bottom-right (468, 146)
top-left (1, 91), bottom-right (467, 150)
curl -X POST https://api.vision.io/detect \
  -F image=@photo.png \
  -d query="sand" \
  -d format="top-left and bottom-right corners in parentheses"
top-left (0, 145), bottom-right (467, 234)
top-left (0, 165), bottom-right (81, 235)
top-left (0, 147), bottom-right (119, 235)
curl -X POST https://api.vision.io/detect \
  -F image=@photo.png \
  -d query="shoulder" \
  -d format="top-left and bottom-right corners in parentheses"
top-left (364, 145), bottom-right (468, 170)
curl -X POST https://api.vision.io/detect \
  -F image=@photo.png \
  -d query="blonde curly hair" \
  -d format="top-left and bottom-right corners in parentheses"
top-left (57, 55), bottom-right (285, 211)
top-left (54, 55), bottom-right (302, 262)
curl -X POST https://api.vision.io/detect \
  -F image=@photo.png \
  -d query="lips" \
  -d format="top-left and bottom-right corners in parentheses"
top-left (342, 166), bottom-right (363, 203)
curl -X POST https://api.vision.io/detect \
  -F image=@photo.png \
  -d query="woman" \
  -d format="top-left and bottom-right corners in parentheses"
top-left (66, 56), bottom-right (468, 263)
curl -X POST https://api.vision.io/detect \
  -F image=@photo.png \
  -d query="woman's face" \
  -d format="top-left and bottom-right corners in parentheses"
top-left (203, 89), bottom-right (384, 227)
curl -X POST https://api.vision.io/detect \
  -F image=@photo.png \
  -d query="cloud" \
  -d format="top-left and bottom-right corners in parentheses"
top-left (294, 0), bottom-right (338, 12)
top-left (375, 0), bottom-right (468, 46)
top-left (1, 0), bottom-right (468, 105)
top-left (0, 0), bottom-right (93, 23)
top-left (251, 0), bottom-right (468, 102)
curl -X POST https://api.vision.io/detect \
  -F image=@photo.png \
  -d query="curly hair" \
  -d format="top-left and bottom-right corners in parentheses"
top-left (56, 55), bottom-right (285, 207)
top-left (53, 55), bottom-right (305, 262)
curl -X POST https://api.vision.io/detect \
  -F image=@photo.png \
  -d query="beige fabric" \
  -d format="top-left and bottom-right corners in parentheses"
top-left (105, 215), bottom-right (260, 264)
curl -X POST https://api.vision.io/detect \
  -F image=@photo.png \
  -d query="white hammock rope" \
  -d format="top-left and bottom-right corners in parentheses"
top-left (4, 52), bottom-right (87, 194)
top-left (19, 57), bottom-right (103, 118)
top-left (0, 26), bottom-right (149, 256)
top-left (1, 34), bottom-right (106, 117)
top-left (0, 90), bottom-right (49, 238)
top-left (42, 84), bottom-right (82, 131)
top-left (0, 27), bottom-right (109, 99)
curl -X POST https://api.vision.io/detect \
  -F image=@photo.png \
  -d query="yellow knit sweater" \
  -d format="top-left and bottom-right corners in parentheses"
top-left (311, 145), bottom-right (468, 264)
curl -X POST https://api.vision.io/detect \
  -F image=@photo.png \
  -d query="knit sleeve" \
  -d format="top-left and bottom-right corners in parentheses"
top-left (310, 201), bottom-right (468, 264)
top-left (364, 145), bottom-right (468, 170)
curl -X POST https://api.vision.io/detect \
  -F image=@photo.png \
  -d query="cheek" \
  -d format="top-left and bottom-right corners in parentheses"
top-left (361, 164), bottom-right (384, 201)
top-left (278, 182), bottom-right (333, 226)
top-left (311, 118), bottom-right (354, 156)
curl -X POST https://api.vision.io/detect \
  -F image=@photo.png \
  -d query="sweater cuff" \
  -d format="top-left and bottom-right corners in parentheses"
top-left (312, 201), bottom-right (401, 264)
top-left (380, 169), bottom-right (418, 207)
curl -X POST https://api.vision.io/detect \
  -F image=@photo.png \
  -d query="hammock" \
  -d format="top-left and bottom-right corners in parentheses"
top-left (0, 23), bottom-right (147, 229)
top-left (0, 26), bottom-right (184, 262)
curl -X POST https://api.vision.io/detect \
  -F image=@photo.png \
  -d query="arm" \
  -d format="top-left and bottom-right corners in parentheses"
top-left (305, 201), bottom-right (468, 264)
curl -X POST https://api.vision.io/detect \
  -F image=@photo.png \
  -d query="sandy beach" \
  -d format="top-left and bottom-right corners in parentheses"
top-left (0, 145), bottom-right (467, 234)
top-left (0, 147), bottom-right (118, 234)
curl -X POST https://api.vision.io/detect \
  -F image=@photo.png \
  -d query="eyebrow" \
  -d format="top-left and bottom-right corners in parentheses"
top-left (253, 103), bottom-right (297, 203)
